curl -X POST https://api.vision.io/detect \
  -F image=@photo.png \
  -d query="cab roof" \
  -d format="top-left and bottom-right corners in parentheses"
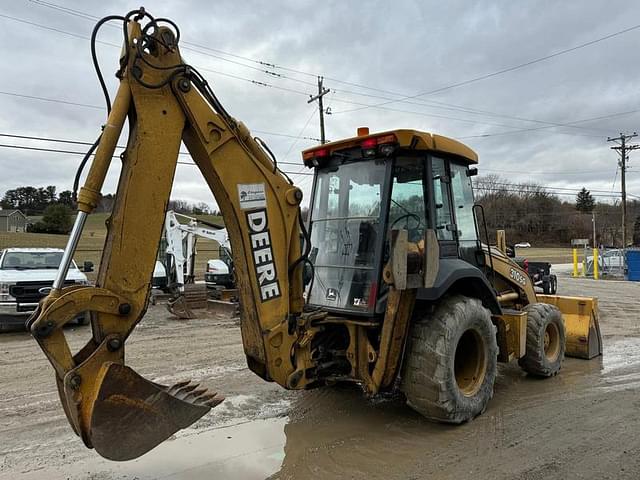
top-left (302, 128), bottom-right (478, 165)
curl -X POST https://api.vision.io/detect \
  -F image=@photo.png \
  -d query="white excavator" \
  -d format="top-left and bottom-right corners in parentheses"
top-left (162, 210), bottom-right (232, 317)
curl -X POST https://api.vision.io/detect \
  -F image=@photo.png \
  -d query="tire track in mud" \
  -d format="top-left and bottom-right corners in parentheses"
top-left (2, 277), bottom-right (640, 479)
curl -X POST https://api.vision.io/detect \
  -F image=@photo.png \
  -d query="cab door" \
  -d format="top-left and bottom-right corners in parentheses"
top-left (430, 156), bottom-right (458, 257)
top-left (449, 161), bottom-right (480, 265)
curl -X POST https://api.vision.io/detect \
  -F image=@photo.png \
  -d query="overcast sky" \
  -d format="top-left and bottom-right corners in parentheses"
top-left (2, 0), bottom-right (640, 209)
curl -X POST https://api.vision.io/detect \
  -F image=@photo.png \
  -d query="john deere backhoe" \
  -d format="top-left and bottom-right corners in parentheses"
top-left (29, 9), bottom-right (602, 461)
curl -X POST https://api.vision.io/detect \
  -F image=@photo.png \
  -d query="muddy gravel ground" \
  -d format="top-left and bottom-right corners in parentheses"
top-left (1, 277), bottom-right (640, 479)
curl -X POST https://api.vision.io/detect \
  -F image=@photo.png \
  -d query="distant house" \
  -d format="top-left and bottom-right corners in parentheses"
top-left (0, 210), bottom-right (27, 232)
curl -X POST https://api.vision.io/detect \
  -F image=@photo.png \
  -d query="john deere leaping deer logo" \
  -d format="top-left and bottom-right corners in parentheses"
top-left (237, 183), bottom-right (267, 210)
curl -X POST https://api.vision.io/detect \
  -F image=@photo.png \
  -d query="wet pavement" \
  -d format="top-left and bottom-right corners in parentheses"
top-left (1, 276), bottom-right (639, 479)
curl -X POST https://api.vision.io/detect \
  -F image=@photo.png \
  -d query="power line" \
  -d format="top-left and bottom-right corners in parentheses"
top-left (458, 107), bottom-right (640, 140)
top-left (474, 179), bottom-right (624, 194)
top-left (19, 2), bottom-right (626, 137)
top-left (481, 168), bottom-right (613, 176)
top-left (0, 90), bottom-right (104, 110)
top-left (0, 95), bottom-right (319, 141)
top-left (329, 87), bottom-right (610, 134)
top-left (0, 9), bottom-right (573, 135)
top-left (0, 16), bottom-right (613, 138)
top-left (4, 81), bottom-right (582, 138)
top-left (3, 6), bottom-right (638, 166)
top-left (0, 142), bottom-right (312, 175)
top-left (333, 21), bottom-right (640, 113)
top-left (0, 132), bottom-right (309, 168)
top-left (277, 108), bottom-right (319, 185)
top-left (0, 12), bottom-right (118, 47)
top-left (474, 185), bottom-right (621, 198)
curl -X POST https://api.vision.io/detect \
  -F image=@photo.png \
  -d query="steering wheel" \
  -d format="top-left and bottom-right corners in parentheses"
top-left (390, 213), bottom-right (421, 231)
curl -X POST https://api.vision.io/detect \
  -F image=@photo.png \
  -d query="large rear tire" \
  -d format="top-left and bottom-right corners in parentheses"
top-left (401, 295), bottom-right (498, 424)
top-left (518, 303), bottom-right (565, 377)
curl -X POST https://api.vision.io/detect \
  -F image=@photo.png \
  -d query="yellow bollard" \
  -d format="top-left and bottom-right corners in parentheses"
top-left (593, 247), bottom-right (599, 280)
top-left (573, 248), bottom-right (578, 277)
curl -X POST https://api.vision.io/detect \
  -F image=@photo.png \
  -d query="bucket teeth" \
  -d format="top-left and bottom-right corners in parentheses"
top-left (166, 380), bottom-right (191, 395)
top-left (164, 381), bottom-right (221, 406)
top-left (193, 392), bottom-right (219, 405)
top-left (175, 383), bottom-right (200, 399)
top-left (204, 395), bottom-right (225, 408)
top-left (183, 388), bottom-right (208, 402)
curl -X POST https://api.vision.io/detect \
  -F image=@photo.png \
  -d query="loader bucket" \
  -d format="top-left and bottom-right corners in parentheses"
top-left (167, 283), bottom-right (209, 319)
top-left (537, 295), bottom-right (603, 359)
top-left (87, 362), bottom-right (223, 461)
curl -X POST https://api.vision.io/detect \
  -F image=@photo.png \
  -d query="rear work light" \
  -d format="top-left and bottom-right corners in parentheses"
top-left (361, 134), bottom-right (397, 158)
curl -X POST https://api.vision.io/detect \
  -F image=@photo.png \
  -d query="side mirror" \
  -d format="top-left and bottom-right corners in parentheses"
top-left (83, 260), bottom-right (94, 272)
top-left (506, 246), bottom-right (516, 258)
top-left (467, 167), bottom-right (478, 177)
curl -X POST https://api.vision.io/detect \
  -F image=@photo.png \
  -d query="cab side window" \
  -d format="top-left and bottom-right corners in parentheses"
top-left (450, 163), bottom-right (477, 246)
top-left (431, 157), bottom-right (454, 241)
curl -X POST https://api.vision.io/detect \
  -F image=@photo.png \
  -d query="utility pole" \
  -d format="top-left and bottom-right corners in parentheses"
top-left (307, 76), bottom-right (330, 144)
top-left (608, 132), bottom-right (640, 249)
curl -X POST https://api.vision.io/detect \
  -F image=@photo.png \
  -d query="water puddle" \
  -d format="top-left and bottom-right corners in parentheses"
top-left (6, 338), bottom-right (640, 480)
top-left (11, 418), bottom-right (287, 480)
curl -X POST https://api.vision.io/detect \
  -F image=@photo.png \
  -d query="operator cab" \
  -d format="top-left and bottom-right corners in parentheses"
top-left (303, 128), bottom-right (481, 317)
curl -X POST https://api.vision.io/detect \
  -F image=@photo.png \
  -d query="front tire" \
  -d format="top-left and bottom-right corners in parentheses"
top-left (518, 303), bottom-right (565, 377)
top-left (401, 295), bottom-right (498, 424)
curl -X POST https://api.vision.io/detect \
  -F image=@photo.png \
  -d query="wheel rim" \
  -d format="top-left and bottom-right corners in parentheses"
top-left (454, 329), bottom-right (487, 397)
top-left (544, 321), bottom-right (561, 362)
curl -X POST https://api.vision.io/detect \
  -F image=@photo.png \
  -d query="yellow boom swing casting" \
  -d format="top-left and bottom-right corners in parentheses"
top-left (29, 8), bottom-right (602, 461)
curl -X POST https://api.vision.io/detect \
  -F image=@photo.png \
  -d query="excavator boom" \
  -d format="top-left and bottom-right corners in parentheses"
top-left (29, 10), bottom-right (306, 460)
top-left (163, 210), bottom-right (231, 318)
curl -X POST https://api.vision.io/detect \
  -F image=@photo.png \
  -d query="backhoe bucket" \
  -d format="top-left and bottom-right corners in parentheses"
top-left (537, 295), bottom-right (603, 359)
top-left (87, 362), bottom-right (223, 461)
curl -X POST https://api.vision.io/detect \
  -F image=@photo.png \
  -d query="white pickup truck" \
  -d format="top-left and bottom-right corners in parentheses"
top-left (0, 248), bottom-right (92, 331)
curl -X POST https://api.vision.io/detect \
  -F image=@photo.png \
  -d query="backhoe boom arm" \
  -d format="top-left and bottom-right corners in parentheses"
top-left (29, 14), bottom-right (306, 460)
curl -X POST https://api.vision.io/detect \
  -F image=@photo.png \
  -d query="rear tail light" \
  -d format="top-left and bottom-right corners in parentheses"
top-left (302, 147), bottom-right (330, 167)
top-left (361, 134), bottom-right (397, 158)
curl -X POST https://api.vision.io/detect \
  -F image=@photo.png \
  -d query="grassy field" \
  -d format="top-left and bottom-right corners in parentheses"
top-left (0, 212), bottom-right (224, 281)
top-left (513, 247), bottom-right (574, 264)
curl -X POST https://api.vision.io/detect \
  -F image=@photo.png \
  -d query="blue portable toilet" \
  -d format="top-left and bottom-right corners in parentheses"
top-left (626, 249), bottom-right (640, 281)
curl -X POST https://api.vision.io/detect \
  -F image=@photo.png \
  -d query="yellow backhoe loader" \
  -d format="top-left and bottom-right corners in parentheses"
top-left (28, 9), bottom-right (602, 461)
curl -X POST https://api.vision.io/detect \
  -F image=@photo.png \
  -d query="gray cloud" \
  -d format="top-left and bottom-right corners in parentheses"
top-left (1, 0), bottom-right (640, 207)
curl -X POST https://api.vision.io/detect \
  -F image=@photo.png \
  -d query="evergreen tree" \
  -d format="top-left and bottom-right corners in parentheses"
top-left (576, 187), bottom-right (595, 213)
